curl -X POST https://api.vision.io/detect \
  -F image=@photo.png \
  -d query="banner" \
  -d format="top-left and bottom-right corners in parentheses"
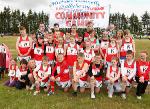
top-left (49, 0), bottom-right (110, 28)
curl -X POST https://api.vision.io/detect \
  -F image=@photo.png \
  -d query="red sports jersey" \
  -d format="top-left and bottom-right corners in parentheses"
top-left (18, 36), bottom-right (30, 56)
top-left (55, 45), bottom-right (64, 55)
top-left (84, 49), bottom-right (94, 65)
top-left (100, 40), bottom-right (109, 57)
top-left (120, 38), bottom-right (133, 57)
top-left (84, 32), bottom-right (89, 39)
top-left (34, 44), bottom-right (44, 61)
top-left (36, 64), bottom-right (50, 82)
top-left (90, 38), bottom-right (97, 50)
top-left (52, 60), bottom-right (70, 82)
top-left (136, 60), bottom-right (150, 81)
top-left (31, 42), bottom-right (36, 58)
top-left (76, 61), bottom-right (87, 81)
top-left (45, 43), bottom-right (55, 61)
top-left (92, 64), bottom-right (103, 81)
top-left (66, 43), bottom-right (78, 66)
top-left (105, 44), bottom-right (118, 62)
top-left (9, 65), bottom-right (18, 80)
top-left (123, 60), bottom-right (136, 78)
top-left (109, 66), bottom-right (119, 82)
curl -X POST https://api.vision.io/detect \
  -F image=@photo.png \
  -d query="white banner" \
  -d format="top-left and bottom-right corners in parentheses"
top-left (49, 0), bottom-right (110, 28)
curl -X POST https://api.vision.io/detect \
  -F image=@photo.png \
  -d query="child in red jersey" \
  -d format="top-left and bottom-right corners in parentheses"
top-left (15, 59), bottom-right (29, 90)
top-left (136, 51), bottom-right (150, 100)
top-left (116, 30), bottom-right (124, 48)
top-left (84, 40), bottom-right (95, 65)
top-left (49, 53), bottom-right (71, 95)
top-left (88, 53), bottom-right (104, 99)
top-left (120, 34), bottom-right (135, 64)
top-left (121, 50), bottom-right (136, 99)
top-left (104, 37), bottom-right (119, 67)
top-left (106, 57), bottom-right (122, 98)
top-left (84, 21), bottom-right (94, 40)
top-left (45, 33), bottom-right (55, 68)
top-left (33, 56), bottom-right (51, 95)
top-left (16, 26), bottom-right (32, 61)
top-left (99, 31), bottom-right (109, 58)
top-left (55, 36), bottom-right (65, 57)
top-left (4, 59), bottom-right (18, 87)
top-left (72, 53), bottom-right (89, 96)
top-left (33, 35), bottom-right (45, 66)
top-left (66, 35), bottom-right (79, 68)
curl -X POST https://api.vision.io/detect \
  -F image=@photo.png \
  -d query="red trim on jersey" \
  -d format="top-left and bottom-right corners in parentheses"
top-left (92, 64), bottom-right (103, 81)
top-left (45, 43), bottom-right (55, 61)
top-left (33, 43), bottom-right (44, 61)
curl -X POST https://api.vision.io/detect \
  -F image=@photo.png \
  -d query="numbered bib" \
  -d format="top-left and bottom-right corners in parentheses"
top-left (92, 69), bottom-right (99, 76)
top-left (38, 71), bottom-right (45, 78)
top-left (107, 48), bottom-right (117, 55)
top-left (101, 42), bottom-right (108, 48)
top-left (84, 53), bottom-right (92, 61)
top-left (124, 43), bottom-right (133, 51)
top-left (126, 68), bottom-right (133, 76)
top-left (19, 41), bottom-right (30, 48)
top-left (46, 46), bottom-right (54, 53)
top-left (110, 71), bottom-right (117, 78)
top-left (67, 47), bottom-right (77, 55)
top-left (8, 70), bottom-right (15, 77)
top-left (56, 48), bottom-right (64, 54)
top-left (34, 48), bottom-right (43, 55)
top-left (140, 66), bottom-right (148, 73)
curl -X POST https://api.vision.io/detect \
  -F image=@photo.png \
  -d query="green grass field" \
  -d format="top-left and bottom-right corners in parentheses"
top-left (0, 37), bottom-right (150, 109)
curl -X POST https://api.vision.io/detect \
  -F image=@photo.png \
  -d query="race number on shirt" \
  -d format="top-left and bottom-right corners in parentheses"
top-left (56, 48), bottom-right (64, 54)
top-left (110, 71), bottom-right (117, 78)
top-left (124, 43), bottom-right (133, 51)
top-left (8, 70), bottom-right (15, 76)
top-left (34, 48), bottom-right (43, 55)
top-left (126, 68), bottom-right (133, 76)
top-left (46, 46), bottom-right (54, 53)
top-left (107, 48), bottom-right (117, 54)
top-left (67, 47), bottom-right (77, 55)
top-left (38, 71), bottom-right (45, 78)
top-left (84, 53), bottom-right (92, 61)
top-left (140, 66), bottom-right (148, 73)
top-left (19, 41), bottom-right (30, 47)
top-left (101, 42), bottom-right (109, 48)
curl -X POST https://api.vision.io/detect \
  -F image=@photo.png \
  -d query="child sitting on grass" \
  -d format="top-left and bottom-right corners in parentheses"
top-left (4, 58), bottom-right (18, 87)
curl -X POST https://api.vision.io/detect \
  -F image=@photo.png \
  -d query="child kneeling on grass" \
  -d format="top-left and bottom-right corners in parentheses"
top-left (72, 53), bottom-right (89, 96)
top-left (106, 57), bottom-right (122, 98)
top-left (88, 53), bottom-right (104, 99)
top-left (4, 58), bottom-right (18, 87)
top-left (15, 59), bottom-right (30, 90)
top-left (121, 50), bottom-right (136, 99)
top-left (33, 56), bottom-right (51, 95)
top-left (136, 51), bottom-right (150, 100)
top-left (49, 53), bottom-right (71, 95)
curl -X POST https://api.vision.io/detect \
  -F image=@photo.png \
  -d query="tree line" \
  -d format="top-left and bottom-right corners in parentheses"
top-left (0, 7), bottom-right (150, 35)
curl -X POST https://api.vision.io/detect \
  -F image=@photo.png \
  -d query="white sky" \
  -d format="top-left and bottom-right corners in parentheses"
top-left (0, 0), bottom-right (149, 18)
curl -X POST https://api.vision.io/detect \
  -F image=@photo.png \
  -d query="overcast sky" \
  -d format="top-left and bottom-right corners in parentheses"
top-left (0, 0), bottom-right (150, 18)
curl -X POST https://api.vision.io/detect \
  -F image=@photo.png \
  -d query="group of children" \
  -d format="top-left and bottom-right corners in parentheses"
top-left (2, 22), bottom-right (150, 100)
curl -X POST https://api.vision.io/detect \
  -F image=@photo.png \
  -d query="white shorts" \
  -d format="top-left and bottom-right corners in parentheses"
top-left (40, 82), bottom-right (49, 87)
top-left (95, 80), bottom-right (102, 88)
top-left (78, 79), bottom-right (89, 88)
top-left (17, 56), bottom-right (31, 62)
top-left (56, 80), bottom-right (71, 88)
top-left (35, 61), bottom-right (42, 66)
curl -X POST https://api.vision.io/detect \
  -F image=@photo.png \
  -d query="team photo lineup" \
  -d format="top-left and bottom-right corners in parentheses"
top-left (0, 21), bottom-right (149, 100)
